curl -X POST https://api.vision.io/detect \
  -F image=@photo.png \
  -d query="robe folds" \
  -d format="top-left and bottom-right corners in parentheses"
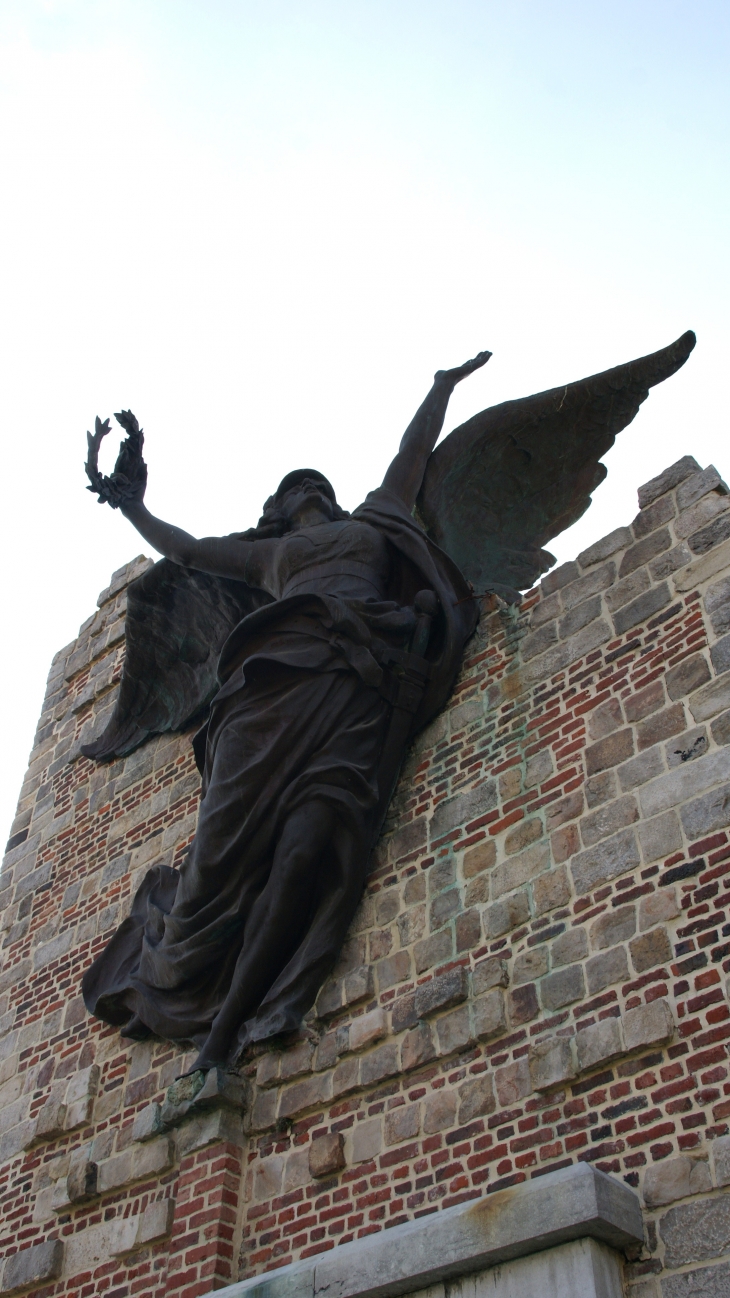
top-left (82, 489), bottom-right (478, 1056)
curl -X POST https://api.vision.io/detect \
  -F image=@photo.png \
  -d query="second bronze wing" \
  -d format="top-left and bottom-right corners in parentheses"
top-left (416, 331), bottom-right (696, 601)
top-left (81, 559), bottom-right (272, 763)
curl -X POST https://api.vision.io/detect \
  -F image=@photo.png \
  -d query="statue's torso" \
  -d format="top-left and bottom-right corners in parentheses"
top-left (253, 519), bottom-right (390, 602)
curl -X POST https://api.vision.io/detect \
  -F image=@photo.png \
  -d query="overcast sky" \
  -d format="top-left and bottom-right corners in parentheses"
top-left (1, 0), bottom-right (729, 842)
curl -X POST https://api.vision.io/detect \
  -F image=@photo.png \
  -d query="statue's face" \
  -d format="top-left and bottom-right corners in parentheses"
top-left (278, 477), bottom-right (336, 529)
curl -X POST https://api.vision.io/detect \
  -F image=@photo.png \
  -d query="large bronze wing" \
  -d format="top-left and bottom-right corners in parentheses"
top-left (416, 331), bottom-right (696, 601)
top-left (82, 559), bottom-right (272, 762)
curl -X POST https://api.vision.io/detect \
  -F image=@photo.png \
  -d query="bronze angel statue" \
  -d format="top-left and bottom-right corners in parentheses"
top-left (81, 331), bottom-right (695, 1073)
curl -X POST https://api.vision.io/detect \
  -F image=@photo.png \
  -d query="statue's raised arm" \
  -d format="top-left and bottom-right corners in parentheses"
top-left (381, 350), bottom-right (492, 509)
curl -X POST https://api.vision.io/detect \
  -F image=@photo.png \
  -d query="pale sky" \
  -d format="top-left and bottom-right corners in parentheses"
top-left (1, 0), bottom-right (729, 842)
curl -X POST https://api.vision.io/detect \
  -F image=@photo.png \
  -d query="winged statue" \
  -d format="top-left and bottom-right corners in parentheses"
top-left (81, 331), bottom-right (695, 1074)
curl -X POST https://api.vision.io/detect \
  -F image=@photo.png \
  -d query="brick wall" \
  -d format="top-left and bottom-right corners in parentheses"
top-left (2, 454), bottom-right (730, 1297)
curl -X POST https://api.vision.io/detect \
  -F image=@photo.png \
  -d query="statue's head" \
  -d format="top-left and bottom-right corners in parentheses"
top-left (251, 469), bottom-right (348, 537)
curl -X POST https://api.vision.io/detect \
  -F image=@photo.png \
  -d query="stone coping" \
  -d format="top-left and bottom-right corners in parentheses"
top-left (208, 1163), bottom-right (642, 1298)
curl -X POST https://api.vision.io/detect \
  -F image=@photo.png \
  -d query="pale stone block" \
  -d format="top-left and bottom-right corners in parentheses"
top-left (97, 1149), bottom-right (133, 1193)
top-left (423, 1089), bottom-right (457, 1133)
top-left (532, 866), bottom-right (571, 916)
top-left (132, 1102), bottom-right (164, 1143)
top-left (629, 926), bottom-right (673, 973)
top-left (638, 811), bottom-right (682, 863)
top-left (457, 1073), bottom-right (495, 1123)
top-left (580, 795), bottom-right (639, 848)
top-left (350, 1008), bottom-right (387, 1053)
top-left (676, 465), bottom-right (728, 511)
top-left (194, 1066), bottom-right (246, 1110)
top-left (109, 1199), bottom-right (175, 1255)
top-left (0, 1239), bottom-right (63, 1293)
top-left (344, 965), bottom-right (375, 1006)
top-left (53, 1143), bottom-right (97, 1208)
top-left (524, 748), bottom-right (554, 789)
top-left (309, 1132), bottom-right (345, 1177)
top-left (246, 1090), bottom-right (275, 1131)
top-left (551, 928), bottom-right (588, 967)
top-left (32, 1185), bottom-right (55, 1224)
top-left (279, 1040), bottom-right (315, 1081)
top-left (674, 490), bottom-right (730, 539)
top-left (32, 927), bottom-right (75, 970)
top-left (504, 817), bottom-right (544, 855)
top-left (332, 1056), bottom-right (360, 1097)
top-left (351, 1117), bottom-right (382, 1164)
top-left (640, 748), bottom-right (730, 815)
top-left (400, 1022), bottom-right (436, 1072)
top-left (674, 534), bottom-right (730, 591)
top-left (578, 526), bottom-right (632, 568)
top-left (175, 1106), bottom-right (244, 1156)
top-left (681, 782), bottom-right (730, 839)
top-left (541, 964), bottom-right (585, 1011)
top-left (688, 675), bottom-right (730, 724)
top-left (661, 1260), bottom-right (730, 1297)
top-left (430, 780), bottom-right (497, 841)
top-left (139, 1195), bottom-right (175, 1245)
top-left (529, 1035), bottom-right (576, 1091)
top-left (492, 843), bottom-right (550, 898)
top-left (473, 990), bottom-right (506, 1041)
top-left (575, 1017), bottom-right (623, 1073)
top-left (278, 1069), bottom-right (333, 1118)
top-left (65, 1096), bottom-right (94, 1130)
top-left (472, 958), bottom-right (508, 995)
top-left (254, 1153), bottom-right (285, 1199)
top-left (384, 1103), bottom-right (420, 1146)
top-left (495, 1058), bottom-right (531, 1107)
top-left (711, 1134), bottom-right (730, 1186)
top-left (638, 888), bottom-right (679, 930)
top-left (436, 1006), bottom-right (472, 1055)
top-left (483, 891), bottom-right (529, 938)
top-left (131, 1134), bottom-right (174, 1180)
top-left (32, 1099), bottom-right (67, 1143)
top-left (571, 828), bottom-right (640, 893)
top-left (643, 1155), bottom-right (712, 1207)
top-left (563, 568), bottom-right (616, 617)
top-left (623, 998), bottom-right (674, 1052)
top-left (586, 946), bottom-right (629, 995)
top-left (0, 1075), bottom-right (23, 1110)
top-left (283, 1148), bottom-right (311, 1191)
top-left (513, 947), bottom-right (548, 985)
top-left (414, 967), bottom-right (468, 1018)
top-left (257, 1052), bottom-right (281, 1089)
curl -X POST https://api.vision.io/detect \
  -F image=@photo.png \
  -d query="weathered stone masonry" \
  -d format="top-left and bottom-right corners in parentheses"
top-left (2, 453), bottom-right (730, 1297)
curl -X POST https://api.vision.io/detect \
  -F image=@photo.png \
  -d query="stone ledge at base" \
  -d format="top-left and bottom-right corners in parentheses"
top-left (207, 1163), bottom-right (642, 1298)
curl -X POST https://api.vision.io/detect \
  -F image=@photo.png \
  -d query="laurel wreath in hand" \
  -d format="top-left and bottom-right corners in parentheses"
top-left (85, 410), bottom-right (148, 508)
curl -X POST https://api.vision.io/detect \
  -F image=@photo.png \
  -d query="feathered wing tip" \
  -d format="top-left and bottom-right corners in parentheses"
top-left (417, 331), bottom-right (696, 597)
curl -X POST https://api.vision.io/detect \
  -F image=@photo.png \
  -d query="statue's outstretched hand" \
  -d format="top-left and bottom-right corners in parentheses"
top-left (85, 410), bottom-right (148, 509)
top-left (435, 350), bottom-right (492, 386)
